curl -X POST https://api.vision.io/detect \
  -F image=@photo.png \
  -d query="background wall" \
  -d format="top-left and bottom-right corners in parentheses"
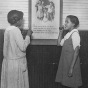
top-left (1, 0), bottom-right (88, 30)
top-left (0, 0), bottom-right (29, 29)
top-left (63, 0), bottom-right (88, 30)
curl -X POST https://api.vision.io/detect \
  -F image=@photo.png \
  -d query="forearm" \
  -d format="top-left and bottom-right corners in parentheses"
top-left (70, 46), bottom-right (79, 69)
top-left (57, 30), bottom-right (63, 46)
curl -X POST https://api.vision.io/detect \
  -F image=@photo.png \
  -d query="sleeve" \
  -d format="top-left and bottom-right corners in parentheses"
top-left (72, 32), bottom-right (80, 50)
top-left (60, 38), bottom-right (65, 46)
top-left (60, 32), bottom-right (69, 46)
top-left (3, 30), bottom-right (9, 57)
top-left (13, 28), bottom-right (30, 52)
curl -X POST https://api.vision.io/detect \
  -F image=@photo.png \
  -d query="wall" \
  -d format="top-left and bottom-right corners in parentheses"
top-left (63, 0), bottom-right (88, 30)
top-left (0, 0), bottom-right (29, 29)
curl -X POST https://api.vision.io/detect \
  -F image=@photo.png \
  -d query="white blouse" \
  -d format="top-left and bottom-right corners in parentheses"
top-left (60, 29), bottom-right (80, 50)
top-left (3, 26), bottom-right (30, 59)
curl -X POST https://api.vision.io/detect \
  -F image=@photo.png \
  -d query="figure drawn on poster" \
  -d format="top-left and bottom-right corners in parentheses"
top-left (35, 0), bottom-right (55, 22)
top-left (31, 0), bottom-right (60, 39)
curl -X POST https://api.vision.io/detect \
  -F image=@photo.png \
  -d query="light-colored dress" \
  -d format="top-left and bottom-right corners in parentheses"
top-left (1, 26), bottom-right (30, 88)
top-left (36, 4), bottom-right (44, 19)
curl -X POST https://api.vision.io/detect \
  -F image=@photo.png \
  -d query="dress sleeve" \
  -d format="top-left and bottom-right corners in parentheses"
top-left (13, 28), bottom-right (30, 52)
top-left (3, 30), bottom-right (9, 58)
top-left (72, 32), bottom-right (80, 50)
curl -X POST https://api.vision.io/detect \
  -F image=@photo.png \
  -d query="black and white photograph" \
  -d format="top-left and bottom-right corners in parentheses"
top-left (0, 0), bottom-right (88, 88)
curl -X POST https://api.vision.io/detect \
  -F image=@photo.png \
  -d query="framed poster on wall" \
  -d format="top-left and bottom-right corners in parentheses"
top-left (31, 0), bottom-right (60, 40)
top-left (29, 0), bottom-right (62, 45)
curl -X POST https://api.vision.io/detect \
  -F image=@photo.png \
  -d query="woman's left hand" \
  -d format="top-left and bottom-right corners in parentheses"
top-left (27, 29), bottom-right (33, 36)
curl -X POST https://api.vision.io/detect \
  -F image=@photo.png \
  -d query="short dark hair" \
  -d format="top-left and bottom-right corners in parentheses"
top-left (7, 10), bottom-right (23, 25)
top-left (67, 15), bottom-right (79, 28)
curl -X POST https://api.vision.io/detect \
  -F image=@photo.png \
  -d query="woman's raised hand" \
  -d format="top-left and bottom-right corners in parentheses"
top-left (27, 29), bottom-right (33, 36)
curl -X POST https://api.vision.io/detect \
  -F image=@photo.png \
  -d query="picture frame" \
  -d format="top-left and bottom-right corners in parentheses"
top-left (29, 0), bottom-right (62, 45)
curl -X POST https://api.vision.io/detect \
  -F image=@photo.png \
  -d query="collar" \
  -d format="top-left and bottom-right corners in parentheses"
top-left (6, 26), bottom-right (17, 31)
top-left (64, 29), bottom-right (78, 40)
top-left (68, 29), bottom-right (78, 37)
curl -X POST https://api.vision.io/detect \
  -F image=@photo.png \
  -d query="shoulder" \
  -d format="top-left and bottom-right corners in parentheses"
top-left (72, 31), bottom-right (80, 39)
top-left (72, 31), bottom-right (80, 43)
top-left (71, 29), bottom-right (80, 38)
top-left (11, 26), bottom-right (20, 34)
top-left (7, 26), bottom-right (21, 38)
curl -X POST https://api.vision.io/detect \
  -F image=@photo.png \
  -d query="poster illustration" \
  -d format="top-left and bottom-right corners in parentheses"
top-left (31, 0), bottom-right (60, 39)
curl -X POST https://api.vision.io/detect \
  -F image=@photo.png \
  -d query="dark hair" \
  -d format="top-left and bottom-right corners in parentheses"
top-left (7, 10), bottom-right (23, 25)
top-left (50, 1), bottom-right (55, 8)
top-left (67, 15), bottom-right (79, 28)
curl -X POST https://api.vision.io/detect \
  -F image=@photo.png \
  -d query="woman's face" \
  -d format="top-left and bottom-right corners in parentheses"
top-left (64, 17), bottom-right (74, 31)
top-left (17, 18), bottom-right (24, 28)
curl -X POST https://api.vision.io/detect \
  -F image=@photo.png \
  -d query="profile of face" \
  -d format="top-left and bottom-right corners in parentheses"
top-left (64, 17), bottom-right (75, 30)
top-left (17, 18), bottom-right (24, 29)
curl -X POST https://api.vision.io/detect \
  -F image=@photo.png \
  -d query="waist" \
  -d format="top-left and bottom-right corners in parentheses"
top-left (4, 55), bottom-right (26, 60)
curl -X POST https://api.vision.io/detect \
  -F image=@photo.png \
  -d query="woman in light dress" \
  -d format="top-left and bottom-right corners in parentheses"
top-left (1, 10), bottom-right (32, 88)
